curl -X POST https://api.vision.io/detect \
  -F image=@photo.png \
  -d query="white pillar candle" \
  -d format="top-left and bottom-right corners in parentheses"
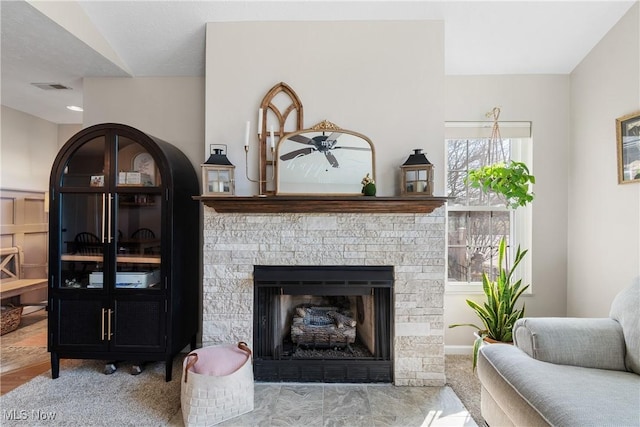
top-left (270, 125), bottom-right (275, 149)
top-left (244, 121), bottom-right (250, 147)
top-left (257, 109), bottom-right (263, 137)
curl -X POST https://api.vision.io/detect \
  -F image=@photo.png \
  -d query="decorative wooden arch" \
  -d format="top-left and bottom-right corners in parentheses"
top-left (258, 82), bottom-right (304, 195)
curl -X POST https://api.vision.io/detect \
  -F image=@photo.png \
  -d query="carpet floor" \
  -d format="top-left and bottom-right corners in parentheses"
top-left (0, 314), bottom-right (484, 426)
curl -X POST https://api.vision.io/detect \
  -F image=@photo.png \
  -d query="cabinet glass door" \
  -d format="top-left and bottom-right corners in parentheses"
top-left (113, 137), bottom-right (162, 290)
top-left (60, 136), bottom-right (107, 188)
top-left (59, 193), bottom-right (105, 289)
top-left (115, 137), bottom-right (160, 188)
top-left (115, 192), bottom-right (162, 290)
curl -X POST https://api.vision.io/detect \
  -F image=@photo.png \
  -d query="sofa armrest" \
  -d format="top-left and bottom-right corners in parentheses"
top-left (513, 317), bottom-right (627, 371)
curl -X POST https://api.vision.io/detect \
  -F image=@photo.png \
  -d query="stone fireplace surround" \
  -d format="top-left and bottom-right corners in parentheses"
top-left (200, 197), bottom-right (446, 386)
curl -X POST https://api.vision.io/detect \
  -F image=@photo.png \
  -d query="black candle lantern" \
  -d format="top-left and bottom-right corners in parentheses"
top-left (400, 149), bottom-right (433, 196)
top-left (201, 145), bottom-right (235, 196)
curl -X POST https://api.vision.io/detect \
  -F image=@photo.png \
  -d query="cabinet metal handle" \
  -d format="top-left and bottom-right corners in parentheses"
top-left (107, 194), bottom-right (113, 244)
top-left (107, 308), bottom-right (113, 340)
top-left (101, 308), bottom-right (106, 340)
top-left (101, 194), bottom-right (106, 243)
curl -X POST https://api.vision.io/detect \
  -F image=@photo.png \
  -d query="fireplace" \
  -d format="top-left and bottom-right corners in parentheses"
top-left (253, 265), bottom-right (393, 383)
top-left (199, 198), bottom-right (447, 386)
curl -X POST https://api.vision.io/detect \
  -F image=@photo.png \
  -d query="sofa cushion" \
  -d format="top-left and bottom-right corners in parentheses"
top-left (478, 344), bottom-right (640, 427)
top-left (513, 317), bottom-right (626, 371)
top-left (609, 281), bottom-right (640, 374)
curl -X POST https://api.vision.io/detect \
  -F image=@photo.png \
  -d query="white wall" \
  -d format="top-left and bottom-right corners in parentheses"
top-left (0, 76), bottom-right (202, 195)
top-left (205, 21), bottom-right (445, 197)
top-left (0, 106), bottom-right (71, 191)
top-left (443, 75), bottom-right (571, 347)
top-left (568, 3), bottom-right (640, 317)
top-left (70, 11), bottom-right (640, 349)
top-left (82, 77), bottom-right (205, 171)
top-left (58, 124), bottom-right (82, 149)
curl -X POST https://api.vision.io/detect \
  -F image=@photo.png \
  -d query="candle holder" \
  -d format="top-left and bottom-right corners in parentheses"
top-left (245, 141), bottom-right (275, 196)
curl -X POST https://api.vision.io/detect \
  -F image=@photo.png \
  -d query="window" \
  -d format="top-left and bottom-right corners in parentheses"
top-left (445, 122), bottom-right (532, 293)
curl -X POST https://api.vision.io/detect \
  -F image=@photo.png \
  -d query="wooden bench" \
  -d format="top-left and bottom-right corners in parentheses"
top-left (0, 246), bottom-right (48, 303)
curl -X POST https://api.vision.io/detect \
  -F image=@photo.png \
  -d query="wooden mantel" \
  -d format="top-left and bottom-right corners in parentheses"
top-left (193, 195), bottom-right (449, 214)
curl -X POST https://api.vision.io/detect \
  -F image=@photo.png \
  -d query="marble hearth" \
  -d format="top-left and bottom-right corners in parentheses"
top-left (200, 197), bottom-right (447, 386)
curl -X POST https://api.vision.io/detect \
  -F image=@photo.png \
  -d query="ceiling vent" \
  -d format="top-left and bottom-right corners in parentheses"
top-left (31, 83), bottom-right (71, 90)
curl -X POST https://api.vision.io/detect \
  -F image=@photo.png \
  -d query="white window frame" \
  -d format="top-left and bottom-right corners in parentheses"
top-left (444, 122), bottom-right (533, 294)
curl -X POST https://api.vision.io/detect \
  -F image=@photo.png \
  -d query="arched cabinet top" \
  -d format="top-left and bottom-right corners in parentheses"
top-left (50, 123), bottom-right (197, 194)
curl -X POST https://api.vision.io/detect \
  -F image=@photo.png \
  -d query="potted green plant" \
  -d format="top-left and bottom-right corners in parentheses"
top-left (467, 160), bottom-right (535, 208)
top-left (361, 173), bottom-right (376, 196)
top-left (449, 238), bottom-right (529, 369)
top-left (449, 159), bottom-right (535, 370)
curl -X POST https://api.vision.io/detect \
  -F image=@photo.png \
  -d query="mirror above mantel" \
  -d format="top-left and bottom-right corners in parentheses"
top-left (276, 120), bottom-right (375, 195)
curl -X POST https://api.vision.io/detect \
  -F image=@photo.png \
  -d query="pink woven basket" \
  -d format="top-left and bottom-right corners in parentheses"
top-left (181, 342), bottom-right (254, 426)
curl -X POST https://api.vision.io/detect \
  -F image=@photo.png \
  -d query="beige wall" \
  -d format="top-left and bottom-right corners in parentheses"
top-left (444, 4), bottom-right (639, 346)
top-left (568, 3), bottom-right (640, 317)
top-left (443, 75), bottom-right (571, 347)
top-left (0, 189), bottom-right (48, 277)
top-left (0, 108), bottom-right (70, 295)
top-left (0, 78), bottom-right (204, 190)
top-left (58, 124), bottom-right (83, 149)
top-left (205, 21), bottom-right (445, 196)
top-left (7, 11), bottom-right (634, 349)
top-left (0, 106), bottom-right (69, 191)
top-left (82, 76), bottom-right (205, 172)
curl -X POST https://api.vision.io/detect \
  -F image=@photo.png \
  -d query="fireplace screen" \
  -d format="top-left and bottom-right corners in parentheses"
top-left (253, 265), bottom-right (393, 383)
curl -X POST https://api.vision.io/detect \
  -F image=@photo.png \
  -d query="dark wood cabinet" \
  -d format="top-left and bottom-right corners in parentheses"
top-left (48, 123), bottom-right (199, 381)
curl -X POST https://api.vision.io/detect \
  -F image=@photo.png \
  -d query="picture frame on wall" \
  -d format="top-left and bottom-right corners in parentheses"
top-left (616, 111), bottom-right (640, 184)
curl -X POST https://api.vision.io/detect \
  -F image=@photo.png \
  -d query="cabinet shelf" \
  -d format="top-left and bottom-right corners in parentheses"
top-left (119, 202), bottom-right (157, 207)
top-left (61, 254), bottom-right (161, 264)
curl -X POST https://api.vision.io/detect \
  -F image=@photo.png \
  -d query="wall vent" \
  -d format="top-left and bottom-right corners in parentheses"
top-left (31, 83), bottom-right (71, 90)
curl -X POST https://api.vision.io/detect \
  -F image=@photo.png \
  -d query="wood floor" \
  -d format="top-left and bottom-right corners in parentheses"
top-left (0, 308), bottom-right (49, 396)
top-left (1, 359), bottom-right (50, 395)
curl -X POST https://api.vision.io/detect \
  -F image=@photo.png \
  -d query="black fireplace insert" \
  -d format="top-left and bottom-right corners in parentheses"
top-left (253, 265), bottom-right (393, 383)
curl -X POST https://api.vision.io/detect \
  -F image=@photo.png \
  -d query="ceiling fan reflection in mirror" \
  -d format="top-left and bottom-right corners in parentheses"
top-left (280, 132), bottom-right (372, 168)
top-left (276, 120), bottom-right (375, 195)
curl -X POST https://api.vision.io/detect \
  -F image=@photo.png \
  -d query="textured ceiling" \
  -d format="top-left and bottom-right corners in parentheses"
top-left (0, 0), bottom-right (636, 124)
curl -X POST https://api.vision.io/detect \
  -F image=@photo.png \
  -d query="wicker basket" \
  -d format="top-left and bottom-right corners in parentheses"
top-left (1, 305), bottom-right (23, 335)
top-left (181, 342), bottom-right (254, 426)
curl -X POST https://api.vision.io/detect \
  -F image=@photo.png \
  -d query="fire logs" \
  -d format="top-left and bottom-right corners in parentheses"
top-left (291, 306), bottom-right (356, 347)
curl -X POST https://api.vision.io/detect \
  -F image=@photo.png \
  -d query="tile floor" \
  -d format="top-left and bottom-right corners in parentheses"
top-left (211, 383), bottom-right (478, 427)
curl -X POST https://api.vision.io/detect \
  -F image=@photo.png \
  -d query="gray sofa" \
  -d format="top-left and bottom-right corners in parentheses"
top-left (477, 282), bottom-right (640, 427)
